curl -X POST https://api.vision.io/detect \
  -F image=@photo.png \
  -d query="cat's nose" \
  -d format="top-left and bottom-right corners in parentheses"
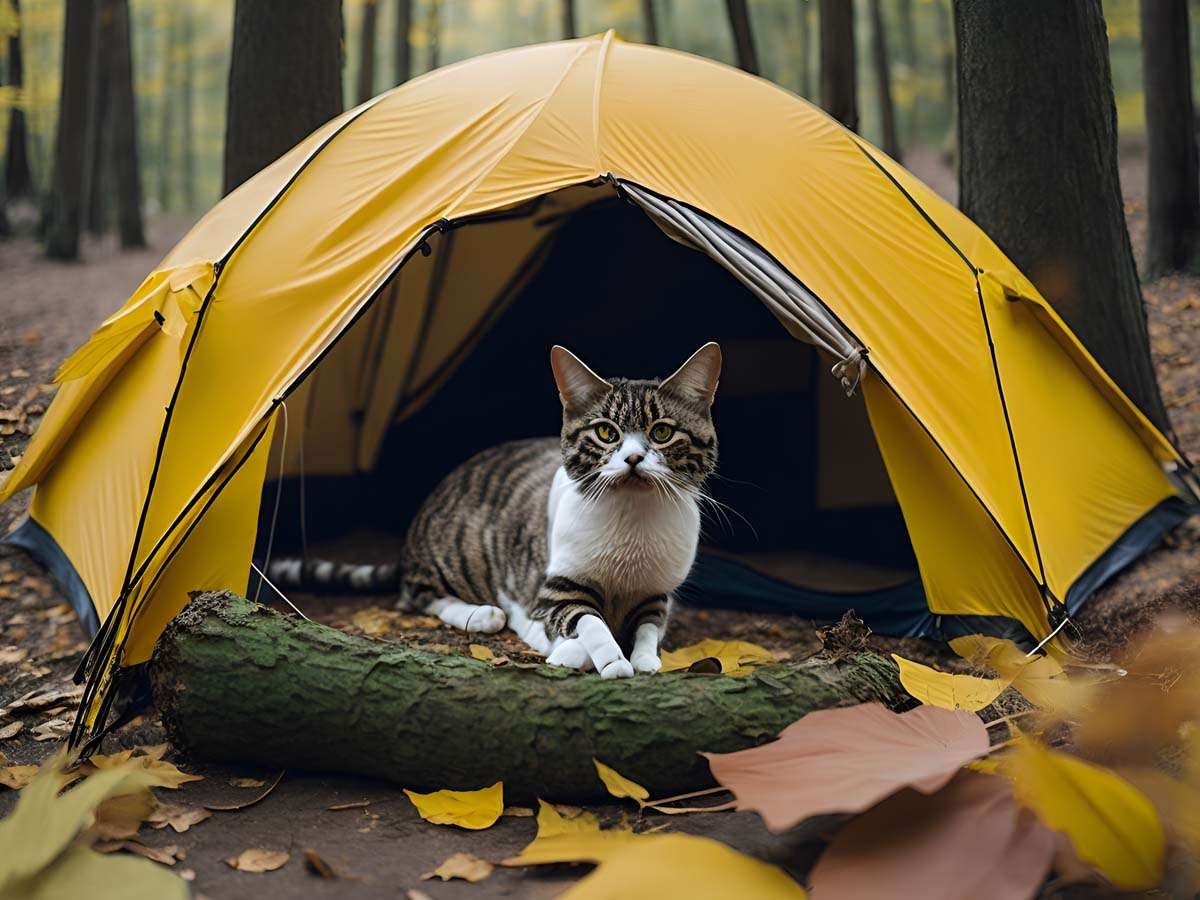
top-left (624, 453), bottom-right (645, 469)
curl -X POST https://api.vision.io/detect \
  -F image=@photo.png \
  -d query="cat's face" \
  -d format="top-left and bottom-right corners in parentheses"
top-left (550, 344), bottom-right (721, 496)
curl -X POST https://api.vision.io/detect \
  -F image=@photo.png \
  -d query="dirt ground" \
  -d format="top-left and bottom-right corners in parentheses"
top-left (1, 149), bottom-right (1198, 899)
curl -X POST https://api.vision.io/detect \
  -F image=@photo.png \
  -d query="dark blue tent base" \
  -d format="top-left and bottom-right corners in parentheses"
top-left (684, 496), bottom-right (1195, 646)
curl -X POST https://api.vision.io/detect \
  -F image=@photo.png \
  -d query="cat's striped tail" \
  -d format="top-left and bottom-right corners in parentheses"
top-left (263, 557), bottom-right (401, 594)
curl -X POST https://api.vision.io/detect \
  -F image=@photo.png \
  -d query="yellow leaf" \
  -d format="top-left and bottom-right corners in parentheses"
top-left (660, 639), bottom-right (776, 676)
top-left (404, 782), bottom-right (503, 830)
top-left (468, 644), bottom-right (494, 662)
top-left (502, 800), bottom-right (637, 866)
top-left (86, 749), bottom-right (202, 790)
top-left (422, 852), bottom-right (493, 882)
top-left (998, 733), bottom-right (1164, 889)
top-left (593, 759), bottom-right (649, 802)
top-left (16, 844), bottom-right (189, 900)
top-left (0, 764), bottom-right (39, 790)
top-left (949, 635), bottom-right (1093, 711)
top-left (561, 833), bottom-right (806, 898)
top-left (892, 654), bottom-right (1007, 711)
top-left (225, 848), bottom-right (290, 872)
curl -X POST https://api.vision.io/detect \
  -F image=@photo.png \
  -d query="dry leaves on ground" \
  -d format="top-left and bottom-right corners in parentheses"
top-left (892, 653), bottom-right (1008, 711)
top-left (660, 639), bottom-right (776, 676)
top-left (147, 800), bottom-right (212, 833)
top-left (229, 776), bottom-right (266, 788)
top-left (404, 781), bottom-right (503, 830)
top-left (503, 799), bottom-right (637, 867)
top-left (84, 745), bottom-right (202, 790)
top-left (422, 852), bottom-right (494, 883)
top-left (705, 703), bottom-right (989, 832)
top-left (303, 848), bottom-right (347, 879)
top-left (225, 848), bottom-right (290, 873)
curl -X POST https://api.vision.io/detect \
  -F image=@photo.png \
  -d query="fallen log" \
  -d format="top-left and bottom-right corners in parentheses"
top-left (149, 591), bottom-right (905, 802)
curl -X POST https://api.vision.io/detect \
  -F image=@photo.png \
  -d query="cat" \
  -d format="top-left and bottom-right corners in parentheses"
top-left (268, 342), bottom-right (721, 678)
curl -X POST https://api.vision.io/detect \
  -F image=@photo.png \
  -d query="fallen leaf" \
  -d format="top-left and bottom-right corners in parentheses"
top-left (327, 800), bottom-right (370, 811)
top-left (406, 891), bottom-right (434, 900)
top-left (892, 654), bottom-right (1007, 711)
top-left (468, 644), bottom-right (495, 662)
top-left (560, 833), bottom-right (806, 898)
top-left (229, 777), bottom-right (267, 788)
top-left (86, 749), bottom-right (202, 790)
top-left (704, 702), bottom-right (989, 832)
top-left (0, 646), bottom-right (27, 664)
top-left (423, 852), bottom-right (494, 882)
top-left (147, 801), bottom-right (212, 833)
top-left (78, 789), bottom-right (157, 843)
top-left (118, 841), bottom-right (185, 866)
top-left (501, 806), bottom-right (534, 817)
top-left (997, 732), bottom-right (1164, 889)
top-left (0, 765), bottom-right (39, 790)
top-left (404, 781), bottom-right (503, 830)
top-left (660, 639), bottom-right (775, 676)
top-left (949, 635), bottom-right (1095, 711)
top-left (204, 768), bottom-right (284, 811)
top-left (0, 721), bottom-right (22, 741)
top-left (593, 759), bottom-right (649, 802)
top-left (12, 844), bottom-right (188, 899)
top-left (30, 718), bottom-right (71, 741)
top-left (225, 848), bottom-right (290, 873)
top-left (303, 848), bottom-right (341, 878)
top-left (503, 800), bottom-right (637, 866)
top-left (808, 771), bottom-right (1055, 900)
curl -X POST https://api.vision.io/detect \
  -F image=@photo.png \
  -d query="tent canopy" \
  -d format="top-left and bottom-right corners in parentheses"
top-left (0, 33), bottom-right (1190, 746)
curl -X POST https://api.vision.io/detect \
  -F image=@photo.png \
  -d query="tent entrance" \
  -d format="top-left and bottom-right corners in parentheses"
top-left (259, 181), bottom-right (924, 628)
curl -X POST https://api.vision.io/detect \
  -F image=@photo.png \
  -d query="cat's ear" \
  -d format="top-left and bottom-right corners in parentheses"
top-left (662, 342), bottom-right (722, 406)
top-left (551, 346), bottom-right (611, 412)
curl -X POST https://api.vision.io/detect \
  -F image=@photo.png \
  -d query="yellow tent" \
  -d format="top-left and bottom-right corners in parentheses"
top-left (1, 34), bottom-right (1193, 747)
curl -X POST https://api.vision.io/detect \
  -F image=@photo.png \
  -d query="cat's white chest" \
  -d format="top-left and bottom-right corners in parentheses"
top-left (545, 467), bottom-right (700, 600)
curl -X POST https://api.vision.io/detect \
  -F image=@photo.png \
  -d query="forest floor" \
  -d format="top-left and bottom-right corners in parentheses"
top-left (0, 147), bottom-right (1198, 899)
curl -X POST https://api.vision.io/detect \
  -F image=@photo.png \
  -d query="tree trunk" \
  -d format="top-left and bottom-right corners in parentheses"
top-left (223, 1), bottom-right (344, 196)
top-left (897, 0), bottom-right (918, 143)
top-left (44, 0), bottom-right (97, 260)
top-left (156, 5), bottom-right (172, 213)
top-left (426, 0), bottom-right (440, 71)
top-left (641, 0), bottom-right (659, 45)
top-left (107, 0), bottom-right (144, 247)
top-left (394, 0), bottom-right (411, 85)
top-left (83, 0), bottom-right (111, 237)
top-left (5, 0), bottom-right (34, 200)
top-left (561, 0), bottom-right (575, 39)
top-left (724, 0), bottom-right (759, 75)
top-left (797, 0), bottom-right (812, 98)
top-left (1141, 0), bottom-right (1200, 277)
top-left (179, 5), bottom-right (195, 212)
top-left (935, 0), bottom-right (955, 162)
top-left (149, 592), bottom-right (905, 803)
top-left (356, 0), bottom-right (378, 104)
top-left (819, 0), bottom-right (857, 131)
top-left (868, 0), bottom-right (900, 160)
top-left (955, 0), bottom-right (1170, 433)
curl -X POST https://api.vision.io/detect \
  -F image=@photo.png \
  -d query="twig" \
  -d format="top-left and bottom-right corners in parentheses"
top-left (205, 769), bottom-right (285, 812)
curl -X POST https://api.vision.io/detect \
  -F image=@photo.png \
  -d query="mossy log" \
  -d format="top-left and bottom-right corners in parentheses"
top-left (150, 592), bottom-right (905, 802)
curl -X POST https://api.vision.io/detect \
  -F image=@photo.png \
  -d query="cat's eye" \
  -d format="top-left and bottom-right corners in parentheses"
top-left (594, 423), bottom-right (619, 443)
top-left (650, 423), bottom-right (675, 443)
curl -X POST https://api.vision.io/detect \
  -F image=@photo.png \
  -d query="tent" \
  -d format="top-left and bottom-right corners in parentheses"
top-left (1, 33), bottom-right (1193, 747)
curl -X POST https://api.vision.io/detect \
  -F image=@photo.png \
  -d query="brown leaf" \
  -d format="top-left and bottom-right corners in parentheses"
top-left (303, 848), bottom-right (341, 878)
top-left (0, 721), bottom-right (22, 741)
top-left (229, 777), bottom-right (266, 788)
top-left (0, 764), bottom-right (39, 790)
top-left (327, 800), bottom-right (370, 811)
top-left (30, 718), bottom-right (71, 741)
top-left (147, 801), bottom-right (213, 833)
top-left (204, 769), bottom-right (284, 811)
top-left (502, 806), bottom-right (535, 817)
top-left (78, 789), bottom-right (157, 843)
top-left (122, 841), bottom-right (185, 866)
top-left (0, 646), bottom-right (27, 664)
top-left (422, 852), bottom-right (494, 883)
top-left (225, 848), bottom-right (289, 872)
top-left (704, 702), bottom-right (989, 832)
top-left (809, 772), bottom-right (1056, 900)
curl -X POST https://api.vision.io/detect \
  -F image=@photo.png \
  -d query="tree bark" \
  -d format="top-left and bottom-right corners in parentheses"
top-left (955, 0), bottom-right (1170, 433)
top-left (897, 0), bottom-right (918, 143)
top-left (107, 0), bottom-right (144, 247)
top-left (156, 4), bottom-right (172, 213)
top-left (425, 0), bottom-right (439, 71)
top-left (1140, 0), bottom-right (1200, 277)
top-left (179, 4), bottom-right (195, 212)
top-left (223, 1), bottom-right (344, 196)
top-left (44, 0), bottom-right (96, 260)
top-left (83, 0), bottom-right (111, 237)
top-left (868, 0), bottom-right (901, 160)
top-left (819, 0), bottom-right (857, 131)
top-left (724, 0), bottom-right (759, 75)
top-left (797, 0), bottom-right (812, 98)
top-left (5, 0), bottom-right (34, 200)
top-left (150, 592), bottom-right (905, 803)
top-left (356, 0), bottom-right (378, 105)
top-left (561, 0), bottom-right (575, 39)
top-left (394, 0), bottom-right (411, 85)
top-left (641, 0), bottom-right (659, 45)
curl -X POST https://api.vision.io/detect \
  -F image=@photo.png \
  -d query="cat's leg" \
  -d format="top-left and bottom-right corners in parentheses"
top-left (497, 591), bottom-right (551, 655)
top-left (537, 575), bottom-right (633, 679)
top-left (424, 596), bottom-right (507, 634)
top-left (627, 594), bottom-right (671, 674)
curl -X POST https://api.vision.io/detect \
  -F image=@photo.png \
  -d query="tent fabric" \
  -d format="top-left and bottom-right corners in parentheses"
top-left (0, 33), bottom-right (1190, 745)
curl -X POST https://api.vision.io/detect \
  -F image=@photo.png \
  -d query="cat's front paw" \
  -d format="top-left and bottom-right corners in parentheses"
top-left (546, 637), bottom-right (592, 670)
top-left (630, 651), bottom-right (661, 674)
top-left (598, 657), bottom-right (635, 679)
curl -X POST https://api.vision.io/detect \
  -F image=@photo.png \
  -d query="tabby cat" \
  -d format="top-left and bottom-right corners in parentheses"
top-left (269, 343), bottom-right (721, 678)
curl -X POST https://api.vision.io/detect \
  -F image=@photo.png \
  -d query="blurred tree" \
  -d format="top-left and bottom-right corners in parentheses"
top-left (562, 0), bottom-right (575, 38)
top-left (44, 0), bottom-right (96, 259)
top-left (156, 4), bottom-right (173, 213)
top-left (395, 0), bottom-right (411, 84)
top-left (224, 1), bottom-right (344, 195)
top-left (426, 0), bottom-right (440, 69)
top-left (956, 0), bottom-right (1169, 433)
top-left (83, 0), bottom-right (112, 236)
top-left (896, 0), bottom-right (917, 142)
top-left (797, 0), bottom-right (812, 97)
top-left (357, 0), bottom-right (378, 104)
top-left (725, 0), bottom-right (759, 73)
top-left (867, 0), bottom-right (899, 158)
top-left (819, 0), bottom-right (856, 130)
top-left (107, 0), bottom-right (144, 246)
top-left (179, 2), bottom-right (195, 211)
top-left (1141, 0), bottom-right (1200, 277)
top-left (5, 0), bottom-right (33, 200)
top-left (642, 0), bottom-right (659, 44)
